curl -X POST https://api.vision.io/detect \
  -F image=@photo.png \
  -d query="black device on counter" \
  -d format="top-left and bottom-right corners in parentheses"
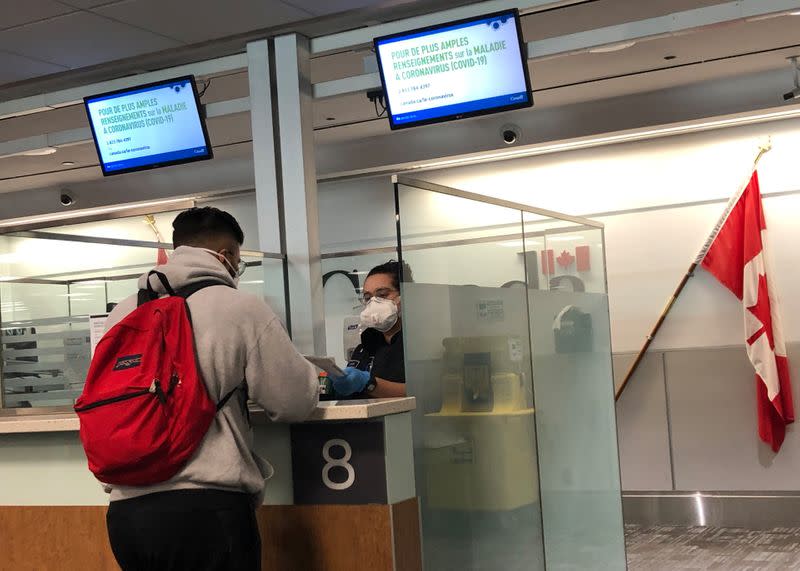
top-left (462, 352), bottom-right (494, 412)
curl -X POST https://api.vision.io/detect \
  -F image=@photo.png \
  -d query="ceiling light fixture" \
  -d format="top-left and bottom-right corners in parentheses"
top-left (61, 161), bottom-right (76, 166)
top-left (21, 147), bottom-right (57, 156)
top-left (0, 196), bottom-right (198, 230)
top-left (409, 105), bottom-right (800, 173)
top-left (588, 41), bottom-right (637, 54)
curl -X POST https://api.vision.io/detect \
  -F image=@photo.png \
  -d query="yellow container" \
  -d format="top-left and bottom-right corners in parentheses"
top-left (491, 372), bottom-right (524, 413)
top-left (423, 409), bottom-right (538, 512)
top-left (440, 373), bottom-right (463, 414)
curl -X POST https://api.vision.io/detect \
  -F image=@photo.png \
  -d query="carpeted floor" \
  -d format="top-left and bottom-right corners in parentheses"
top-left (625, 525), bottom-right (800, 570)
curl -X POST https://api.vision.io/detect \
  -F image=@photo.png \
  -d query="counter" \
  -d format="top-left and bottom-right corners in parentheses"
top-left (0, 397), bottom-right (421, 571)
top-left (0, 397), bottom-right (416, 434)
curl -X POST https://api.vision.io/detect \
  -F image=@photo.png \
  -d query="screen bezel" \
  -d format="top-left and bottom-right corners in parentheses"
top-left (373, 9), bottom-right (533, 130)
top-left (83, 75), bottom-right (214, 177)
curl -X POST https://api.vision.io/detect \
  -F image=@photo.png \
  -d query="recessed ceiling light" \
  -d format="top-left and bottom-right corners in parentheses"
top-left (664, 55), bottom-right (677, 61)
top-left (61, 161), bottom-right (76, 166)
top-left (588, 41), bottom-right (637, 54)
top-left (326, 117), bottom-right (336, 121)
top-left (21, 147), bottom-right (57, 156)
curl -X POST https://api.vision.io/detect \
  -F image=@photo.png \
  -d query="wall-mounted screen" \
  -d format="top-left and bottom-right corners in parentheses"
top-left (374, 9), bottom-right (533, 129)
top-left (84, 75), bottom-right (213, 176)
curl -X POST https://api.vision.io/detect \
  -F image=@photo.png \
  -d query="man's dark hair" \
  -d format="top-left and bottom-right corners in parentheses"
top-left (366, 260), bottom-right (414, 291)
top-left (172, 207), bottom-right (244, 248)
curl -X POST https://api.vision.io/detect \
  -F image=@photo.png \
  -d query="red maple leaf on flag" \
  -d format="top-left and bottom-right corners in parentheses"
top-left (557, 250), bottom-right (575, 269)
top-left (746, 274), bottom-right (775, 349)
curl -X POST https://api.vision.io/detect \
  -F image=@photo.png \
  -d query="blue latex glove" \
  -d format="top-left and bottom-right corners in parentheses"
top-left (331, 367), bottom-right (371, 397)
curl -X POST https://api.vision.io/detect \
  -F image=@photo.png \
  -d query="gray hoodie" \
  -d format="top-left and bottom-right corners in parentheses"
top-left (103, 246), bottom-right (319, 502)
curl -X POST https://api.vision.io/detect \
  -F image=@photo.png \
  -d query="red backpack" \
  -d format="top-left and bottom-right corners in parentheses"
top-left (75, 271), bottom-right (238, 486)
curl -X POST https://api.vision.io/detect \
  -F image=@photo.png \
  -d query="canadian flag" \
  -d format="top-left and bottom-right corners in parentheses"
top-left (541, 245), bottom-right (591, 275)
top-left (157, 248), bottom-right (169, 266)
top-left (700, 170), bottom-right (794, 452)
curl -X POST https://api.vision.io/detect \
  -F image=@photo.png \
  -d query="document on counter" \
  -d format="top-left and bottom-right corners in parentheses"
top-left (304, 355), bottom-right (345, 378)
top-left (89, 314), bottom-right (108, 358)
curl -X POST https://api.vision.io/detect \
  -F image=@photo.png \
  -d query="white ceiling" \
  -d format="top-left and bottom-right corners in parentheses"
top-left (1, 0), bottom-right (800, 201)
top-left (520, 0), bottom-right (727, 39)
top-left (0, 0), bottom-right (457, 89)
top-left (0, 0), bottom-right (765, 92)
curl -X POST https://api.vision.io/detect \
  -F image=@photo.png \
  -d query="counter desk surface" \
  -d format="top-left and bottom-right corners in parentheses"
top-left (0, 397), bottom-right (416, 434)
top-left (0, 396), bottom-right (422, 570)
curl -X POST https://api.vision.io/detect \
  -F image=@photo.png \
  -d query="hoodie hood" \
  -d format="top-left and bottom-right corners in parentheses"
top-left (137, 245), bottom-right (237, 293)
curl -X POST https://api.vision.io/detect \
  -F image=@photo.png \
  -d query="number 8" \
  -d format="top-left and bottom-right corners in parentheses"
top-left (322, 439), bottom-right (355, 491)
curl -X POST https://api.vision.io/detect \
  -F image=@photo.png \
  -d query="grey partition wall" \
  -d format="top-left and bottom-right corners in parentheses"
top-left (394, 176), bottom-right (626, 571)
top-left (614, 352), bottom-right (673, 491)
top-left (616, 343), bottom-right (800, 495)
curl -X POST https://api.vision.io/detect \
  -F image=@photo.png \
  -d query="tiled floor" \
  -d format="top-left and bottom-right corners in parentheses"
top-left (626, 525), bottom-right (800, 570)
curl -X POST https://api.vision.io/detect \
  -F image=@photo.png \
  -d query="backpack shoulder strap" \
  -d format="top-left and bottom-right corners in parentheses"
top-left (217, 380), bottom-right (248, 412)
top-left (148, 271), bottom-right (176, 296)
top-left (138, 271), bottom-right (176, 306)
top-left (177, 280), bottom-right (229, 299)
top-left (137, 275), bottom-right (231, 306)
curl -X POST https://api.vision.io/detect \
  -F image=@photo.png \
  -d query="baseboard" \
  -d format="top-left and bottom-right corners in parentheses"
top-left (623, 492), bottom-right (800, 529)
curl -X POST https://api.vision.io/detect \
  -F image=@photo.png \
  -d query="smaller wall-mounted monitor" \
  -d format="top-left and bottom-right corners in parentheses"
top-left (374, 9), bottom-right (533, 130)
top-left (84, 75), bottom-right (213, 176)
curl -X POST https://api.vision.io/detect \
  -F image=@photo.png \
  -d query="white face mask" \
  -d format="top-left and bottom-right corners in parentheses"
top-left (359, 297), bottom-right (399, 332)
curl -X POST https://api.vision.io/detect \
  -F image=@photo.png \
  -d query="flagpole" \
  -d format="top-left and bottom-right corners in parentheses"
top-left (615, 139), bottom-right (773, 401)
top-left (144, 214), bottom-right (165, 243)
top-left (144, 214), bottom-right (170, 265)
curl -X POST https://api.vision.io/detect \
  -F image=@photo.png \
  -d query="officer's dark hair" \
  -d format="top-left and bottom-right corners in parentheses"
top-left (366, 260), bottom-right (414, 291)
top-left (172, 207), bottom-right (244, 248)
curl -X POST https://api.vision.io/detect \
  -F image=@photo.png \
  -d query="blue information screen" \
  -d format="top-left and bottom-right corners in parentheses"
top-left (84, 77), bottom-right (212, 175)
top-left (375, 11), bottom-right (532, 129)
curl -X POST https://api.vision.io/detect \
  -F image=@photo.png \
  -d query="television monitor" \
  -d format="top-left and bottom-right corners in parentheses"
top-left (84, 75), bottom-right (213, 176)
top-left (374, 9), bottom-right (532, 130)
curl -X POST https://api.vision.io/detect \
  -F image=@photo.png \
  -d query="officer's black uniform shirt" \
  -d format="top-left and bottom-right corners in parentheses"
top-left (347, 327), bottom-right (405, 383)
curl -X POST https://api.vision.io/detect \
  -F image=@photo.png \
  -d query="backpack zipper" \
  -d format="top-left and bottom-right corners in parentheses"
top-left (74, 379), bottom-right (164, 412)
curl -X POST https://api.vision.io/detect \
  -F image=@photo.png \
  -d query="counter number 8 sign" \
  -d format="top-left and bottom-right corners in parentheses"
top-left (322, 438), bottom-right (355, 490)
top-left (290, 422), bottom-right (386, 505)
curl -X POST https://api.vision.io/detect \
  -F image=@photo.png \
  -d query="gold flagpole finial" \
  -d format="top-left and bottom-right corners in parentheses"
top-left (754, 136), bottom-right (773, 169)
top-left (143, 214), bottom-right (164, 242)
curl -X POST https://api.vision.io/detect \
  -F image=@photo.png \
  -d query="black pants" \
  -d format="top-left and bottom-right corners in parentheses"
top-left (107, 489), bottom-right (261, 571)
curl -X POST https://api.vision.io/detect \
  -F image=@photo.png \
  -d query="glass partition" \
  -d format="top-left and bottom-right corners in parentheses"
top-left (526, 218), bottom-right (626, 568)
top-left (395, 177), bottom-right (626, 570)
top-left (0, 231), bottom-right (284, 412)
top-left (317, 176), bottom-right (401, 362)
top-left (321, 252), bottom-right (400, 364)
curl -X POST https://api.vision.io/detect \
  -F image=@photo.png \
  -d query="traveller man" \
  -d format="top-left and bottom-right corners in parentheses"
top-left (103, 207), bottom-right (319, 571)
